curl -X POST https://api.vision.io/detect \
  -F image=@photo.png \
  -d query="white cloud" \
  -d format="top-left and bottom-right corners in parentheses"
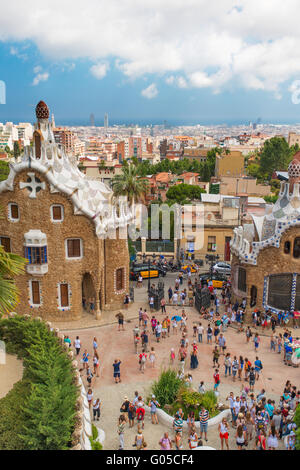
top-left (2, 1), bottom-right (300, 96)
top-left (141, 83), bottom-right (158, 99)
top-left (32, 67), bottom-right (49, 86)
top-left (90, 63), bottom-right (109, 80)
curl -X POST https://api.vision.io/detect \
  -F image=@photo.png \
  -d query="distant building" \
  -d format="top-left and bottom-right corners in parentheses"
top-left (215, 150), bottom-right (244, 178)
top-left (288, 132), bottom-right (300, 147)
top-left (104, 113), bottom-right (109, 128)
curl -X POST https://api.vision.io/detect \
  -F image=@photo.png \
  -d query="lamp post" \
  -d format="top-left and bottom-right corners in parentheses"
top-left (205, 253), bottom-right (219, 282)
top-left (142, 252), bottom-right (156, 294)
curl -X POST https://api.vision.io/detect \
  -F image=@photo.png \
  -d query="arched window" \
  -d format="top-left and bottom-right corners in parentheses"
top-left (284, 241), bottom-right (291, 254)
top-left (250, 285), bottom-right (257, 307)
top-left (293, 238), bottom-right (300, 259)
top-left (238, 267), bottom-right (246, 292)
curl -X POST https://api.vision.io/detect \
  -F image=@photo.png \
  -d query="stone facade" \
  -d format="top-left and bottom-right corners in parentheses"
top-left (0, 102), bottom-right (131, 321)
top-left (232, 225), bottom-right (300, 316)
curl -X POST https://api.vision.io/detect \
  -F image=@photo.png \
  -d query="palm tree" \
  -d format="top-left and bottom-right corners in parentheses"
top-left (0, 244), bottom-right (26, 316)
top-left (112, 164), bottom-right (149, 205)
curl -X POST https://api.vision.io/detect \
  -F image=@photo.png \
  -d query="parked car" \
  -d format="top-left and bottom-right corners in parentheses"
top-left (130, 266), bottom-right (160, 281)
top-left (132, 263), bottom-right (166, 277)
top-left (212, 262), bottom-right (231, 276)
top-left (200, 272), bottom-right (228, 289)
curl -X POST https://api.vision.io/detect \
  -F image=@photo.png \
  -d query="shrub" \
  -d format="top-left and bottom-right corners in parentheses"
top-left (170, 388), bottom-right (218, 420)
top-left (0, 316), bottom-right (78, 450)
top-left (89, 424), bottom-right (103, 450)
top-left (149, 369), bottom-right (183, 408)
top-left (294, 404), bottom-right (300, 450)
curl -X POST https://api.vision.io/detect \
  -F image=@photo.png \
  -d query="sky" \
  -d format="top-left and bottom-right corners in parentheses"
top-left (1, 0), bottom-right (300, 125)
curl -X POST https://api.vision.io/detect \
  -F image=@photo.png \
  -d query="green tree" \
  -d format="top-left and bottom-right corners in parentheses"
top-left (0, 245), bottom-right (27, 315)
top-left (112, 164), bottom-right (149, 204)
top-left (259, 137), bottom-right (298, 179)
top-left (13, 142), bottom-right (21, 158)
top-left (0, 161), bottom-right (10, 182)
top-left (166, 183), bottom-right (205, 204)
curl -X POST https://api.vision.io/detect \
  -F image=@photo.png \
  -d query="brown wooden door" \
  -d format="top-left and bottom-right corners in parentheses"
top-left (60, 284), bottom-right (69, 307)
top-left (31, 281), bottom-right (40, 305)
top-left (0, 237), bottom-right (11, 253)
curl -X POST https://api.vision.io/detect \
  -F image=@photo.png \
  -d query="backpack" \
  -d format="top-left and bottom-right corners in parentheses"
top-left (141, 354), bottom-right (146, 363)
top-left (136, 407), bottom-right (145, 420)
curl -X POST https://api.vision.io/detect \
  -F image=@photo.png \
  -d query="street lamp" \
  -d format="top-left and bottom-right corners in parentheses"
top-left (205, 253), bottom-right (219, 282)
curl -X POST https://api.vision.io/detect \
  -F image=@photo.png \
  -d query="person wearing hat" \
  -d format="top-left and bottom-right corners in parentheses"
top-left (120, 396), bottom-right (130, 419)
top-left (148, 395), bottom-right (160, 424)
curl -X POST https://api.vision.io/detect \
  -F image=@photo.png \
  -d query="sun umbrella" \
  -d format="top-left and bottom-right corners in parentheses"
top-left (172, 315), bottom-right (182, 321)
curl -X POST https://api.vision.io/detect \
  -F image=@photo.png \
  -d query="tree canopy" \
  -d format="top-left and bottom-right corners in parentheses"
top-left (166, 183), bottom-right (206, 204)
top-left (259, 137), bottom-right (299, 179)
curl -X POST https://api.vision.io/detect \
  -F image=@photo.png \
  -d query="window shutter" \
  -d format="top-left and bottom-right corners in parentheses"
top-left (67, 239), bottom-right (81, 257)
top-left (0, 237), bottom-right (11, 253)
top-left (31, 281), bottom-right (40, 305)
top-left (60, 284), bottom-right (69, 307)
top-left (73, 239), bottom-right (81, 257)
top-left (10, 204), bottom-right (19, 219)
top-left (52, 206), bottom-right (62, 220)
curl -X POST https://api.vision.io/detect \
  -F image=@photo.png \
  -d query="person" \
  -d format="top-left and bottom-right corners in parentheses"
top-left (141, 330), bottom-right (148, 352)
top-left (149, 347), bottom-right (156, 368)
top-left (224, 353), bottom-right (232, 377)
top-left (118, 415), bottom-right (127, 450)
top-left (254, 333), bottom-right (260, 352)
top-left (124, 294), bottom-right (130, 309)
top-left (207, 324), bottom-right (213, 344)
top-left (82, 350), bottom-right (89, 371)
top-left (148, 395), bottom-right (160, 424)
top-left (236, 424), bottom-right (246, 450)
top-left (249, 367), bottom-right (256, 392)
top-left (139, 350), bottom-right (147, 373)
top-left (170, 348), bottom-right (175, 365)
top-left (136, 398), bottom-right (145, 429)
top-left (134, 333), bottom-right (140, 354)
top-left (188, 429), bottom-right (198, 449)
top-left (187, 411), bottom-right (195, 433)
top-left (159, 432), bottom-right (172, 450)
top-left (190, 349), bottom-right (198, 370)
top-left (173, 412), bottom-right (184, 435)
top-left (213, 369), bottom-right (220, 392)
top-left (174, 430), bottom-right (183, 450)
top-left (197, 323), bottom-right (204, 343)
top-left (128, 401), bottom-right (136, 428)
top-left (89, 297), bottom-right (95, 314)
top-left (137, 273), bottom-right (143, 288)
top-left (199, 406), bottom-right (209, 441)
top-left (74, 336), bottom-right (81, 356)
top-left (232, 356), bottom-right (239, 382)
top-left (254, 357), bottom-right (263, 381)
top-left (93, 352), bottom-right (100, 377)
top-left (256, 429), bottom-right (266, 450)
top-left (113, 359), bottom-right (121, 383)
top-left (218, 334), bottom-right (226, 355)
top-left (155, 321), bottom-right (162, 342)
top-left (168, 287), bottom-right (173, 303)
top-left (93, 337), bottom-right (98, 352)
top-left (219, 417), bottom-right (229, 450)
top-left (245, 411), bottom-right (254, 442)
top-left (246, 326), bottom-right (252, 343)
top-left (160, 297), bottom-right (166, 313)
top-left (87, 388), bottom-right (93, 409)
top-left (120, 396), bottom-right (130, 418)
top-left (212, 346), bottom-right (220, 368)
top-left (238, 356), bottom-right (244, 381)
top-left (142, 310), bottom-right (149, 328)
top-left (267, 424), bottom-right (278, 450)
top-left (93, 398), bottom-right (101, 421)
top-left (116, 312), bottom-right (125, 331)
top-left (232, 396), bottom-right (241, 427)
top-left (87, 366), bottom-right (93, 386)
top-left (134, 426), bottom-right (145, 450)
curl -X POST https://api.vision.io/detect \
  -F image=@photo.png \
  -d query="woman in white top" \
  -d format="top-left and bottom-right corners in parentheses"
top-left (188, 429), bottom-right (198, 449)
top-left (172, 320), bottom-right (178, 334)
top-left (74, 336), bottom-right (81, 356)
top-left (218, 418), bottom-right (229, 450)
top-left (93, 354), bottom-right (100, 377)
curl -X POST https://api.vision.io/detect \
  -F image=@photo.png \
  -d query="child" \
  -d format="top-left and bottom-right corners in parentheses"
top-left (170, 348), bottom-right (175, 365)
top-left (193, 323), bottom-right (197, 338)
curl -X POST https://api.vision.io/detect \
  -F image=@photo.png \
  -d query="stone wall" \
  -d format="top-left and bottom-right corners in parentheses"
top-left (231, 226), bottom-right (300, 317)
top-left (0, 169), bottom-right (129, 321)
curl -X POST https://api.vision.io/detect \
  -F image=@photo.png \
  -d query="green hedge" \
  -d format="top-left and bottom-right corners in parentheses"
top-left (0, 316), bottom-right (78, 450)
